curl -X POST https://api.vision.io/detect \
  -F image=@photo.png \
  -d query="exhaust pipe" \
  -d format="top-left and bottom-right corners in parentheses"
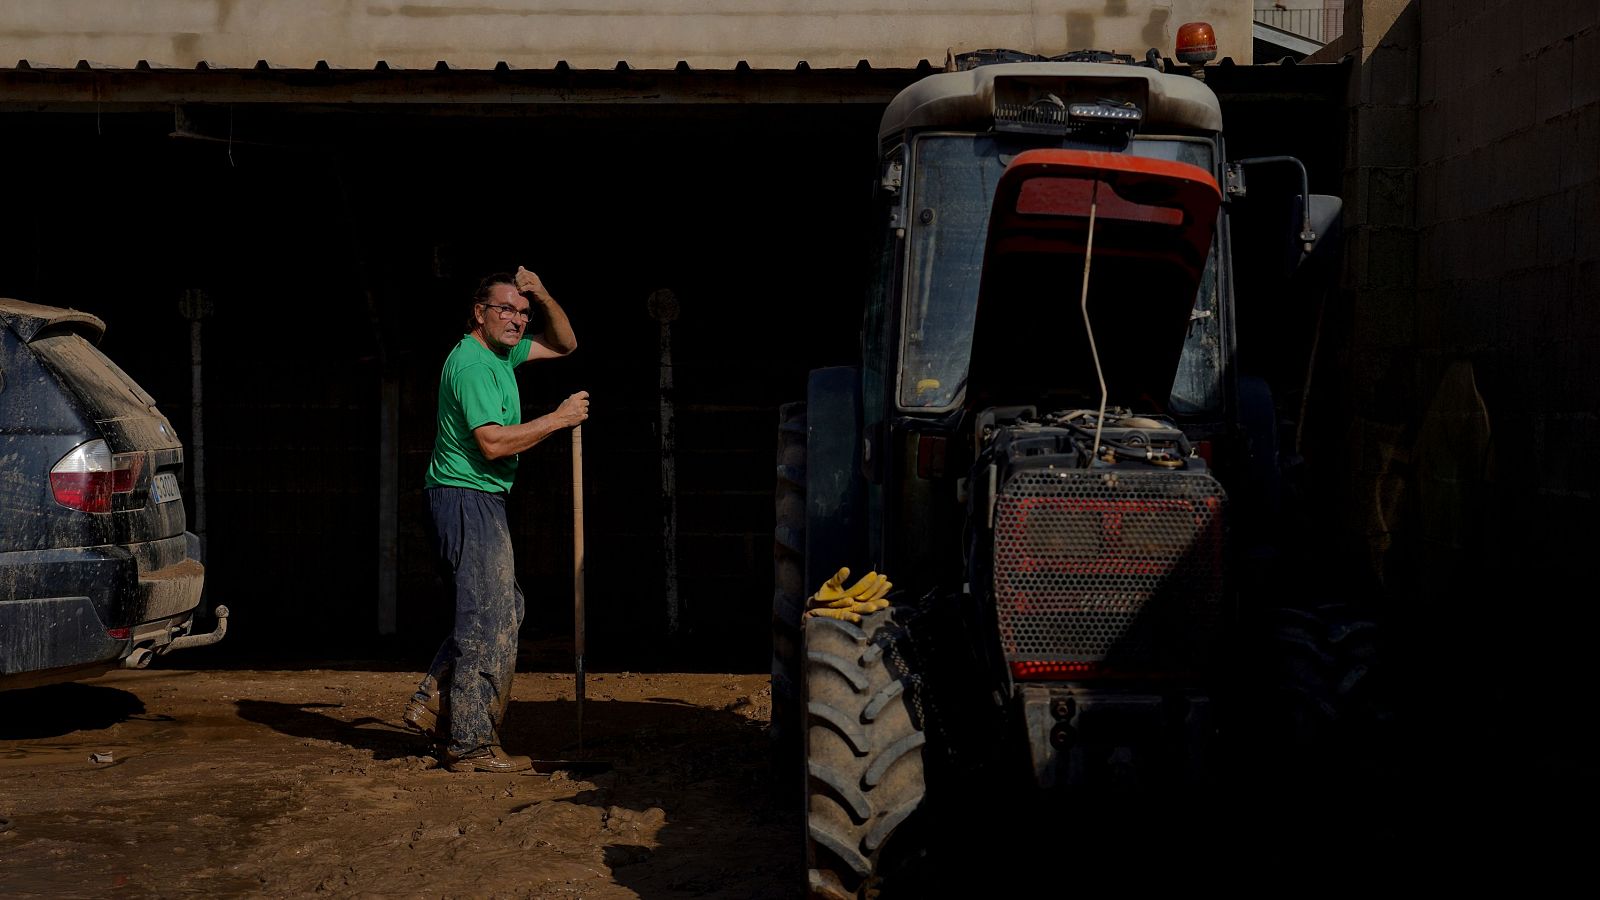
top-left (163, 605), bottom-right (229, 653)
top-left (121, 646), bottom-right (154, 669)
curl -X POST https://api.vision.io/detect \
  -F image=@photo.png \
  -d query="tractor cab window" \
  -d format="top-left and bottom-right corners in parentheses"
top-left (899, 135), bottom-right (1005, 408)
top-left (898, 134), bottom-right (1223, 416)
top-left (1168, 243), bottom-right (1223, 415)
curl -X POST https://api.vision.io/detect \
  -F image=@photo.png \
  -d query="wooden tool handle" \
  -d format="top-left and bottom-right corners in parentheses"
top-left (572, 425), bottom-right (585, 753)
top-left (572, 423), bottom-right (585, 653)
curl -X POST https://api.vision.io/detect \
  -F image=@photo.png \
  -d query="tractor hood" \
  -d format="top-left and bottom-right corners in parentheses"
top-left (966, 149), bottom-right (1222, 414)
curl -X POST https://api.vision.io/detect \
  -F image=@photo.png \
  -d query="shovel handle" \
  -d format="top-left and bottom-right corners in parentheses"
top-left (572, 425), bottom-right (585, 753)
top-left (572, 424), bottom-right (584, 655)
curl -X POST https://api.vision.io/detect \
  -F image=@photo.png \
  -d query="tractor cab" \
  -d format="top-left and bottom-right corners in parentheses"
top-left (858, 60), bottom-right (1240, 586)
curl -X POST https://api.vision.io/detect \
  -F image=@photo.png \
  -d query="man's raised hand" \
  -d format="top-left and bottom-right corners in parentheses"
top-left (515, 266), bottom-right (547, 299)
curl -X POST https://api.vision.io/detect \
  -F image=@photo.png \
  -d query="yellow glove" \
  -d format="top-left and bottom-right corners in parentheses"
top-left (822, 574), bottom-right (890, 608)
top-left (811, 568), bottom-right (885, 603)
top-left (811, 567), bottom-right (852, 604)
top-left (805, 606), bottom-right (864, 624)
top-left (806, 567), bottom-right (893, 619)
top-left (857, 574), bottom-right (891, 611)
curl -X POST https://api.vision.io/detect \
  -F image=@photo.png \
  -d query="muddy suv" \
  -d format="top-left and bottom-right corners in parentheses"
top-left (0, 299), bottom-right (226, 690)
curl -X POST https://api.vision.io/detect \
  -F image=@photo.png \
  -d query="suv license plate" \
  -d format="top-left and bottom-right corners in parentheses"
top-left (150, 472), bottom-right (182, 504)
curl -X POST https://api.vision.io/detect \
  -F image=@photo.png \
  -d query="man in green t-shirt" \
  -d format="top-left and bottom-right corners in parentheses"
top-left (405, 266), bottom-right (589, 773)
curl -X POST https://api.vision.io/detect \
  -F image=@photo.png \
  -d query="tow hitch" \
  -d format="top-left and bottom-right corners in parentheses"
top-left (123, 605), bottom-right (231, 668)
top-left (164, 604), bottom-right (229, 653)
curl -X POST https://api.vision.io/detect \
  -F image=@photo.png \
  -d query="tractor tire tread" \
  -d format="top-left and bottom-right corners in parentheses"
top-left (863, 731), bottom-right (926, 788)
top-left (804, 609), bottom-right (927, 898)
top-left (807, 650), bottom-right (870, 693)
top-left (808, 762), bottom-right (872, 823)
top-left (807, 701), bottom-right (870, 756)
top-left (861, 680), bottom-right (903, 723)
top-left (808, 821), bottom-right (872, 878)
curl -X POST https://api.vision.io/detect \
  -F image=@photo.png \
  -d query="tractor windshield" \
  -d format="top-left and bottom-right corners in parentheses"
top-left (899, 134), bottom-right (1223, 415)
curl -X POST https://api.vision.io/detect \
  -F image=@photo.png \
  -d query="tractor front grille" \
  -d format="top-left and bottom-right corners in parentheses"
top-left (992, 468), bottom-right (1226, 673)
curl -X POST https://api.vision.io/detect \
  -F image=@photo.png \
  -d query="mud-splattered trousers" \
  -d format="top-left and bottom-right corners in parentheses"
top-left (413, 486), bottom-right (526, 757)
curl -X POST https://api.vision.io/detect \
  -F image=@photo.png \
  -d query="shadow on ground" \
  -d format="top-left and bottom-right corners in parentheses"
top-left (236, 687), bottom-right (796, 897)
top-left (233, 699), bottom-right (420, 761)
top-left (498, 697), bottom-right (798, 898)
top-left (0, 683), bottom-right (146, 740)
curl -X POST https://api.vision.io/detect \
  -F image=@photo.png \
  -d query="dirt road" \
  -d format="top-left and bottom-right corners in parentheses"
top-left (0, 667), bottom-right (792, 898)
top-left (10, 665), bottom-right (1570, 896)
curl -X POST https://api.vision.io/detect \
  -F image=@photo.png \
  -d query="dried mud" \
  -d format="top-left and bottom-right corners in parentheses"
top-left (0, 668), bottom-right (791, 898)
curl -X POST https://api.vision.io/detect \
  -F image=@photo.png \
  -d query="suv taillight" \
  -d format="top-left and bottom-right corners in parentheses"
top-left (113, 451), bottom-right (144, 493)
top-left (50, 439), bottom-right (142, 513)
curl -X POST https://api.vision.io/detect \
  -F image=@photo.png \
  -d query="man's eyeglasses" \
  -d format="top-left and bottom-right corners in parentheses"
top-left (479, 302), bottom-right (532, 323)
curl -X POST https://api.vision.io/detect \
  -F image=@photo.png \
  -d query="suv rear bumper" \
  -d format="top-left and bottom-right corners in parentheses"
top-left (0, 595), bottom-right (127, 683)
top-left (0, 532), bottom-right (213, 688)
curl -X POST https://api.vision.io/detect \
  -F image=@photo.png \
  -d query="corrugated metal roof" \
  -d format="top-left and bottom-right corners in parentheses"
top-left (10, 57), bottom-right (907, 72)
top-left (0, 59), bottom-right (932, 110)
top-left (0, 1), bottom-right (1257, 74)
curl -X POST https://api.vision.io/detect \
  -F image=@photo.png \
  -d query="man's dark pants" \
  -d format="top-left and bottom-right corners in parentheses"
top-left (414, 486), bottom-right (526, 758)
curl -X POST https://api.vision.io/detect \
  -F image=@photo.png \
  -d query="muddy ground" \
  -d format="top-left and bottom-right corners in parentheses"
top-left (0, 666), bottom-right (792, 898)
top-left (2, 662), bottom-right (1586, 897)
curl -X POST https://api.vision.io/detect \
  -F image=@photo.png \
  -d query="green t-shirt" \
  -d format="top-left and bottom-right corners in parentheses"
top-left (425, 334), bottom-right (533, 493)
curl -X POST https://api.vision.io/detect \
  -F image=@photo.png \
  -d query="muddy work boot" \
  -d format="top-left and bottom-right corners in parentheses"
top-left (445, 745), bottom-right (533, 773)
top-left (402, 698), bottom-right (442, 742)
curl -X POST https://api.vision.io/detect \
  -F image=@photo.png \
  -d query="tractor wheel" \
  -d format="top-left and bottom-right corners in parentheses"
top-left (804, 610), bottom-right (927, 899)
top-left (771, 401), bottom-right (808, 772)
top-left (1264, 603), bottom-right (1387, 783)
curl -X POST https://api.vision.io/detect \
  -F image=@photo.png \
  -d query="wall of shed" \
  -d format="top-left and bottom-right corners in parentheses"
top-left (0, 104), bottom-right (882, 671)
top-left (1410, 0), bottom-right (1599, 682)
top-left (1414, 0), bottom-right (1599, 563)
top-left (1326, 0), bottom-right (1598, 651)
top-left (1312, 0), bottom-right (1598, 801)
top-left (0, 0), bottom-right (1255, 70)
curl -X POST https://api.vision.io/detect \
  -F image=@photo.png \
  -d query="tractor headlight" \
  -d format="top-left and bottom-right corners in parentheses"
top-left (1067, 102), bottom-right (1143, 124)
top-left (1066, 101), bottom-right (1144, 141)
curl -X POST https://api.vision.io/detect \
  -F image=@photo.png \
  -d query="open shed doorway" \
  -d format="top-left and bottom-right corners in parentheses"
top-left (0, 100), bottom-right (885, 671)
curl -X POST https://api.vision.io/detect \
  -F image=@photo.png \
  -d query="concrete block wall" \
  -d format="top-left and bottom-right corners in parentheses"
top-left (1315, 0), bottom-right (1422, 579)
top-left (1325, 0), bottom-right (1598, 767)
top-left (1288, 0), bottom-right (1600, 799)
top-left (1407, 0), bottom-right (1600, 791)
top-left (1320, 0), bottom-right (1597, 596)
top-left (1412, 0), bottom-right (1598, 599)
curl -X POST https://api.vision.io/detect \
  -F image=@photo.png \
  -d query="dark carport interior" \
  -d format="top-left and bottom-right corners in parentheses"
top-left (0, 63), bottom-right (1343, 672)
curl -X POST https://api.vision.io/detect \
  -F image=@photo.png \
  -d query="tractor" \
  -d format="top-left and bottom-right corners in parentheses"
top-left (770, 28), bottom-right (1363, 899)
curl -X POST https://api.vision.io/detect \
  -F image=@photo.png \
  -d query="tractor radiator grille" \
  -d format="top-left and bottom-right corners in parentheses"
top-left (992, 468), bottom-right (1226, 672)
